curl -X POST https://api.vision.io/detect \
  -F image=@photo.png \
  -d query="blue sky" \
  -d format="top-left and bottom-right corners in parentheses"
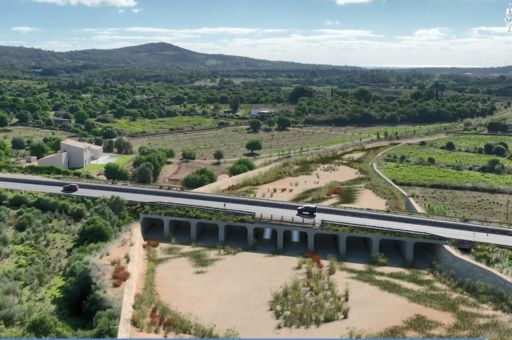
top-left (1, 0), bottom-right (512, 67)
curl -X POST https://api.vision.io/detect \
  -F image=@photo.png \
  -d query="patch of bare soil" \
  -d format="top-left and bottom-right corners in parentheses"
top-left (154, 248), bottom-right (452, 338)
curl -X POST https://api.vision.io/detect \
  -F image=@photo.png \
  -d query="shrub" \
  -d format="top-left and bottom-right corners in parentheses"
top-left (249, 119), bottom-right (262, 133)
top-left (25, 313), bottom-right (69, 338)
top-left (213, 150), bottom-right (224, 164)
top-left (444, 141), bottom-right (456, 151)
top-left (77, 216), bottom-right (114, 245)
top-left (104, 163), bottom-right (130, 181)
top-left (134, 162), bottom-right (154, 183)
top-left (277, 116), bottom-right (291, 130)
top-left (181, 150), bottom-right (196, 161)
top-left (8, 194), bottom-right (29, 208)
top-left (228, 158), bottom-right (256, 176)
top-left (29, 141), bottom-right (49, 159)
top-left (182, 167), bottom-right (217, 189)
top-left (92, 309), bottom-right (119, 338)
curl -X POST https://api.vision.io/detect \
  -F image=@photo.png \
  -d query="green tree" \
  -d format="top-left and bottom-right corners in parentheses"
top-left (0, 112), bottom-right (9, 128)
top-left (228, 158), bottom-right (255, 176)
top-left (249, 119), bottom-right (262, 133)
top-left (104, 163), bottom-right (129, 181)
top-left (183, 167), bottom-right (217, 189)
top-left (229, 96), bottom-right (240, 113)
top-left (245, 139), bottom-right (262, 155)
top-left (11, 137), bottom-right (26, 150)
top-left (25, 313), bottom-right (69, 338)
top-left (103, 139), bottom-right (114, 153)
top-left (30, 141), bottom-right (49, 159)
top-left (77, 216), bottom-right (113, 245)
top-left (288, 86), bottom-right (314, 104)
top-left (213, 150), bottom-right (224, 164)
top-left (444, 141), bottom-right (456, 151)
top-left (277, 116), bottom-right (291, 130)
top-left (92, 309), bottom-right (119, 338)
top-left (134, 162), bottom-right (154, 183)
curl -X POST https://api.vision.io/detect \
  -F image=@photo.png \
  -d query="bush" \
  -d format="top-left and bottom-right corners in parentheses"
top-left (77, 216), bottom-right (114, 245)
top-left (11, 137), bottom-right (25, 150)
top-left (181, 149), bottom-right (196, 161)
top-left (29, 141), bottom-right (49, 159)
top-left (8, 194), bottom-right (29, 208)
top-left (25, 313), bottom-right (70, 338)
top-left (213, 150), bottom-right (224, 163)
top-left (92, 309), bottom-right (119, 338)
top-left (277, 116), bottom-right (291, 130)
top-left (249, 119), bottom-right (262, 133)
top-left (69, 204), bottom-right (87, 221)
top-left (183, 168), bottom-right (217, 189)
top-left (228, 158), bottom-right (256, 176)
top-left (134, 162), bottom-right (154, 183)
top-left (104, 163), bottom-right (130, 181)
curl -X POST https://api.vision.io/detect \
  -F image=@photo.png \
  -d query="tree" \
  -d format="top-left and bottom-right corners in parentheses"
top-left (0, 113), bottom-right (9, 128)
top-left (114, 138), bottom-right (133, 154)
top-left (229, 96), bottom-right (240, 113)
top-left (25, 313), bottom-right (69, 338)
top-left (102, 128), bottom-right (118, 139)
top-left (353, 88), bottom-right (373, 103)
top-left (277, 116), bottom-right (291, 130)
top-left (484, 142), bottom-right (495, 155)
top-left (288, 86), bottom-right (314, 104)
top-left (134, 162), bottom-right (154, 183)
top-left (30, 141), bottom-right (49, 159)
top-left (181, 150), bottom-right (196, 161)
top-left (15, 111), bottom-right (31, 124)
top-left (213, 150), bottom-right (224, 164)
top-left (11, 137), bottom-right (25, 150)
top-left (182, 168), bottom-right (217, 189)
top-left (228, 158), bottom-right (256, 176)
top-left (74, 111), bottom-right (89, 124)
top-left (77, 216), bottom-right (113, 245)
top-left (444, 141), bottom-right (456, 151)
top-left (249, 119), bottom-right (262, 133)
top-left (103, 140), bottom-right (114, 153)
top-left (92, 309), bottom-right (118, 338)
top-left (104, 163), bottom-right (129, 181)
top-left (245, 139), bottom-right (262, 155)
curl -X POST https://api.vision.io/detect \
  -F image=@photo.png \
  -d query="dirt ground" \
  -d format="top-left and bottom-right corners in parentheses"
top-left (156, 160), bottom-right (226, 186)
top-left (255, 165), bottom-right (361, 201)
top-left (153, 247), bottom-right (452, 338)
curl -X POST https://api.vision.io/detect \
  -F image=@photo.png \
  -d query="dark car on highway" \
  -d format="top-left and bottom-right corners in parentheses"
top-left (62, 183), bottom-right (79, 193)
top-left (297, 205), bottom-right (317, 218)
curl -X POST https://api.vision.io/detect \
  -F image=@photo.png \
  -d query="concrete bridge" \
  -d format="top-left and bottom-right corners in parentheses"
top-left (140, 214), bottom-right (445, 264)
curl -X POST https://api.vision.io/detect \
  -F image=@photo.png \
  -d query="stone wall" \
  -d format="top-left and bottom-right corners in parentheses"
top-left (434, 244), bottom-right (512, 295)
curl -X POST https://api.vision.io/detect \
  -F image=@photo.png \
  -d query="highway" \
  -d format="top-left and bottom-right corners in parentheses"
top-left (0, 174), bottom-right (511, 247)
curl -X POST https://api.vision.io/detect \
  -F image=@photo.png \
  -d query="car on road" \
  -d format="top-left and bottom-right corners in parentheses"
top-left (297, 204), bottom-right (317, 218)
top-left (62, 183), bottom-right (79, 192)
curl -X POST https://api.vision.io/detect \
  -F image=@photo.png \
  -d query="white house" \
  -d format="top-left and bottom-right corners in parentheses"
top-left (38, 139), bottom-right (103, 169)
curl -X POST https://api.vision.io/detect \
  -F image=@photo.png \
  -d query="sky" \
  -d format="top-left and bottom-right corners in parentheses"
top-left (1, 0), bottom-right (512, 67)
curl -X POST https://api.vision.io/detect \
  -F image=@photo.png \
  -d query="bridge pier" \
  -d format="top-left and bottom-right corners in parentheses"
top-left (400, 240), bottom-right (415, 264)
top-left (370, 237), bottom-right (381, 256)
top-left (338, 235), bottom-right (347, 258)
top-left (247, 227), bottom-right (254, 247)
top-left (277, 230), bottom-right (284, 251)
top-left (218, 223), bottom-right (226, 243)
top-left (307, 232), bottom-right (315, 251)
top-left (190, 221), bottom-right (198, 242)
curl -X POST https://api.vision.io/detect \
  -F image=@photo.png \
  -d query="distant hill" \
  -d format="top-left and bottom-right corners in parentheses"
top-left (0, 42), bottom-right (353, 75)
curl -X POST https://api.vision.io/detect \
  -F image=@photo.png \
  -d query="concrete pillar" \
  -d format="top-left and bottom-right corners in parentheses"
top-left (277, 230), bottom-right (284, 251)
top-left (247, 227), bottom-right (254, 247)
top-left (338, 235), bottom-right (347, 258)
top-left (369, 237), bottom-right (380, 256)
top-left (163, 218), bottom-right (171, 237)
top-left (218, 223), bottom-right (226, 243)
top-left (307, 232), bottom-right (315, 251)
top-left (190, 221), bottom-right (197, 241)
top-left (400, 240), bottom-right (415, 264)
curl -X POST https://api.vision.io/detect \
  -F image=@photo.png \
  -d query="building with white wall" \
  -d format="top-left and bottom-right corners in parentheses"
top-left (37, 139), bottom-right (103, 169)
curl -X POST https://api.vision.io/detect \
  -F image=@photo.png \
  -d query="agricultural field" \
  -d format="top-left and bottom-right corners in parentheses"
top-left (99, 116), bottom-right (227, 136)
top-left (0, 127), bottom-right (71, 142)
top-left (131, 123), bottom-right (452, 161)
top-left (380, 133), bottom-right (512, 192)
top-left (407, 186), bottom-right (512, 224)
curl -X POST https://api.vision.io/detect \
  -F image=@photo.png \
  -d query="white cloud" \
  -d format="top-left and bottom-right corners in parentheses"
top-left (11, 26), bottom-right (40, 33)
top-left (33, 0), bottom-right (137, 7)
top-left (470, 26), bottom-right (508, 36)
top-left (335, 0), bottom-right (373, 5)
top-left (325, 20), bottom-right (340, 25)
top-left (15, 25), bottom-right (512, 67)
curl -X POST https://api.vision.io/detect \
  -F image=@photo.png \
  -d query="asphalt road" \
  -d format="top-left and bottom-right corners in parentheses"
top-left (0, 174), bottom-right (511, 247)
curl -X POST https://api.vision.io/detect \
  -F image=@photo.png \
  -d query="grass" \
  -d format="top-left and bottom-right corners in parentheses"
top-left (382, 162), bottom-right (512, 190)
top-left (340, 265), bottom-right (512, 339)
top-left (431, 133), bottom-right (512, 150)
top-left (101, 116), bottom-right (220, 135)
top-left (270, 258), bottom-right (347, 328)
top-left (0, 126), bottom-right (71, 141)
top-left (407, 186), bottom-right (512, 224)
top-left (471, 244), bottom-right (512, 276)
top-left (291, 180), bottom-right (361, 205)
top-left (75, 155), bottom-right (133, 176)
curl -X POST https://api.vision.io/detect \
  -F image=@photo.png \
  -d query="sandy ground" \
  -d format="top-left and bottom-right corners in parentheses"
top-left (341, 152), bottom-right (366, 161)
top-left (255, 165), bottom-right (360, 201)
top-left (154, 248), bottom-right (452, 338)
top-left (341, 188), bottom-right (387, 211)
